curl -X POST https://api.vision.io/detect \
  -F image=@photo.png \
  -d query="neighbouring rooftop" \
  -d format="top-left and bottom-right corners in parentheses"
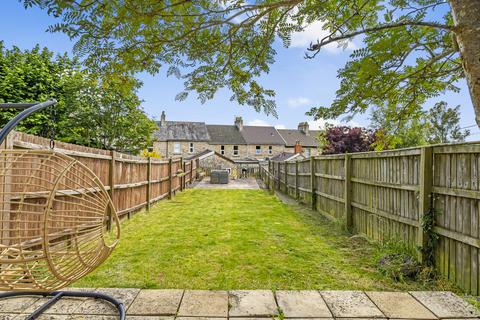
top-left (155, 112), bottom-right (319, 147)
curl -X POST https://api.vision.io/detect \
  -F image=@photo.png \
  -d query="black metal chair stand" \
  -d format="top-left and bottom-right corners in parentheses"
top-left (0, 291), bottom-right (125, 320)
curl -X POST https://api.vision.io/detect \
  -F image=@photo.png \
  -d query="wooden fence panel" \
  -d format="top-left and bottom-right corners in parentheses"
top-left (297, 159), bottom-right (311, 204)
top-left (4, 132), bottom-right (195, 224)
top-left (262, 142), bottom-right (480, 295)
top-left (314, 155), bottom-right (345, 221)
top-left (432, 145), bottom-right (480, 294)
top-left (350, 149), bottom-right (421, 247)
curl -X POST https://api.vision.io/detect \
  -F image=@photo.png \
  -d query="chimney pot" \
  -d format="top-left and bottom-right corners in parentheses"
top-left (298, 122), bottom-right (309, 135)
top-left (235, 116), bottom-right (243, 131)
top-left (294, 140), bottom-right (303, 154)
top-left (160, 111), bottom-right (166, 126)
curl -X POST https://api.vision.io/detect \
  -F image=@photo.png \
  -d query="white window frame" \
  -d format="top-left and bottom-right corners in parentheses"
top-left (304, 148), bottom-right (311, 157)
top-left (256, 146), bottom-right (261, 154)
top-left (233, 145), bottom-right (239, 156)
top-left (220, 145), bottom-right (225, 155)
top-left (268, 146), bottom-right (273, 155)
top-left (173, 142), bottom-right (181, 154)
top-left (189, 142), bottom-right (194, 153)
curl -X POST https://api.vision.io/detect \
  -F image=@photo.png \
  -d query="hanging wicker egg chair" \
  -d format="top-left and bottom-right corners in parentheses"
top-left (0, 149), bottom-right (120, 291)
top-left (0, 101), bottom-right (124, 319)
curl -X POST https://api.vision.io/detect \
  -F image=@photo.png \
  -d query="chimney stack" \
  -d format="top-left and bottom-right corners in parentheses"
top-left (298, 122), bottom-right (309, 135)
top-left (294, 140), bottom-right (303, 154)
top-left (235, 116), bottom-right (243, 131)
top-left (160, 111), bottom-right (166, 126)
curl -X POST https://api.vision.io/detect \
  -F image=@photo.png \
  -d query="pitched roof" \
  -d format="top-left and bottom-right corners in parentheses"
top-left (270, 152), bottom-right (304, 162)
top-left (277, 129), bottom-right (320, 147)
top-left (183, 149), bottom-right (214, 161)
top-left (184, 149), bottom-right (236, 164)
top-left (241, 126), bottom-right (284, 145)
top-left (155, 121), bottom-right (210, 141)
top-left (206, 125), bottom-right (246, 145)
top-left (233, 156), bottom-right (259, 164)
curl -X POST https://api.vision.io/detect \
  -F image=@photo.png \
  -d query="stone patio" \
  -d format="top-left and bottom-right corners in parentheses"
top-left (192, 177), bottom-right (260, 189)
top-left (2, 289), bottom-right (479, 319)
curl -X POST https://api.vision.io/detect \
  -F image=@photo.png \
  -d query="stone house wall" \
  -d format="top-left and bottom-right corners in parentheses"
top-left (153, 141), bottom-right (210, 158)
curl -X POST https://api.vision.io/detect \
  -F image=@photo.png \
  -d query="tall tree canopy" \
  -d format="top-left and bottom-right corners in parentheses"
top-left (0, 42), bottom-right (156, 153)
top-left (371, 100), bottom-right (469, 149)
top-left (23, 0), bottom-right (480, 125)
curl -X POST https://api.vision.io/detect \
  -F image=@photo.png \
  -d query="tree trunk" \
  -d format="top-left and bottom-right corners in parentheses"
top-left (448, 0), bottom-right (480, 126)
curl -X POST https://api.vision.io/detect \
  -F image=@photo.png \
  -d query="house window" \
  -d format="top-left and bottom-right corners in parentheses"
top-left (173, 143), bottom-right (181, 154)
top-left (268, 146), bottom-right (273, 155)
top-left (233, 145), bottom-right (239, 156)
top-left (256, 146), bottom-right (261, 154)
top-left (189, 142), bottom-right (194, 153)
top-left (304, 148), bottom-right (311, 157)
top-left (220, 145), bottom-right (225, 155)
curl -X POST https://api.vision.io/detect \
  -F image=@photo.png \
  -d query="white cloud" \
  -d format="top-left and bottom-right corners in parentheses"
top-left (247, 119), bottom-right (271, 126)
top-left (290, 20), bottom-right (358, 53)
top-left (287, 97), bottom-right (312, 108)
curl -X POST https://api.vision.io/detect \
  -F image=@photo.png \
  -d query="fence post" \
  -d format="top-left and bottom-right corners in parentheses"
top-left (295, 160), bottom-right (299, 199)
top-left (190, 160), bottom-right (194, 184)
top-left (168, 158), bottom-right (173, 199)
top-left (108, 150), bottom-right (116, 227)
top-left (310, 156), bottom-right (316, 210)
top-left (180, 157), bottom-right (184, 191)
top-left (1, 134), bottom-right (13, 245)
top-left (284, 162), bottom-right (288, 193)
top-left (418, 146), bottom-right (433, 263)
top-left (146, 157), bottom-right (152, 212)
top-left (277, 162), bottom-right (281, 191)
top-left (344, 154), bottom-right (353, 231)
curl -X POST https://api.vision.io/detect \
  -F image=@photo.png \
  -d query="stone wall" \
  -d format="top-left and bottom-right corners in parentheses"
top-left (153, 141), bottom-right (210, 158)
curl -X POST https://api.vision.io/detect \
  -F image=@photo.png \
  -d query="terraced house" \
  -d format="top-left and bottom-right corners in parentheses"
top-left (153, 112), bottom-right (321, 161)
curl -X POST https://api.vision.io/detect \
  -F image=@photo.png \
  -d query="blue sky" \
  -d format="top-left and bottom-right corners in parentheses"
top-left (1, 1), bottom-right (478, 137)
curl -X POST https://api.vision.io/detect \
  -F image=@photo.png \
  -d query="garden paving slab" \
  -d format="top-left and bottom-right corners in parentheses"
top-left (366, 291), bottom-right (437, 319)
top-left (74, 288), bottom-right (140, 315)
top-left (24, 297), bottom-right (85, 315)
top-left (15, 315), bottom-right (68, 320)
top-left (275, 290), bottom-right (332, 318)
top-left (320, 291), bottom-right (385, 318)
top-left (176, 317), bottom-right (227, 320)
top-left (0, 296), bottom-right (38, 314)
top-left (410, 291), bottom-right (480, 319)
top-left (126, 289), bottom-right (184, 316)
top-left (228, 290), bottom-right (278, 317)
top-left (178, 290), bottom-right (228, 317)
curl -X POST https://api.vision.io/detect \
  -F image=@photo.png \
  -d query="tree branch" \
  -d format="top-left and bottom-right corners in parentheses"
top-left (308, 20), bottom-right (454, 53)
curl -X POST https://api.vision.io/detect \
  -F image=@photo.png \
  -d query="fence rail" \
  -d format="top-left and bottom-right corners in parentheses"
top-left (2, 131), bottom-right (197, 219)
top-left (260, 143), bottom-right (480, 295)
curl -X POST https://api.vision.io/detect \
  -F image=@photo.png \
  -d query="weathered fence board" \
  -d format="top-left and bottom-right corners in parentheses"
top-left (262, 142), bottom-right (480, 295)
top-left (2, 132), bottom-right (196, 224)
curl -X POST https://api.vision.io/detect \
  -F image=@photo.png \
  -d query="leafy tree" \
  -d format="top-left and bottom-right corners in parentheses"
top-left (427, 101), bottom-right (469, 144)
top-left (370, 104), bottom-right (429, 150)
top-left (62, 76), bottom-right (157, 153)
top-left (370, 100), bottom-right (469, 149)
top-left (0, 42), bottom-right (156, 153)
top-left (320, 126), bottom-right (377, 154)
top-left (0, 42), bottom-right (77, 137)
top-left (23, 0), bottom-right (480, 125)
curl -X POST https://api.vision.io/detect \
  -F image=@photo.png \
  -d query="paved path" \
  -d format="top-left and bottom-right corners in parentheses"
top-left (3, 289), bottom-right (479, 319)
top-left (193, 177), bottom-right (260, 189)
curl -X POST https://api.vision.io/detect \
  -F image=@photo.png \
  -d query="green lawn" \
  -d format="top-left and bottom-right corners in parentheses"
top-left (75, 189), bottom-right (453, 290)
